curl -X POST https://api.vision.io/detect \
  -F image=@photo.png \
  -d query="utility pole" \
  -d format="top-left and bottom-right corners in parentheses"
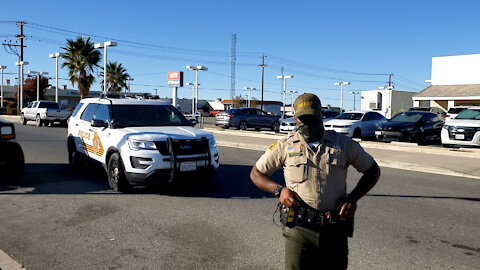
top-left (387, 73), bottom-right (393, 89)
top-left (17, 22), bottom-right (25, 62)
top-left (257, 54), bottom-right (267, 111)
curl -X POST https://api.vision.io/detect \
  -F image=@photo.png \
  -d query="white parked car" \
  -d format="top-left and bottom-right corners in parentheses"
top-left (67, 97), bottom-right (219, 191)
top-left (280, 109), bottom-right (340, 133)
top-left (324, 111), bottom-right (386, 138)
top-left (21, 100), bottom-right (71, 127)
top-left (444, 106), bottom-right (469, 122)
top-left (441, 107), bottom-right (480, 147)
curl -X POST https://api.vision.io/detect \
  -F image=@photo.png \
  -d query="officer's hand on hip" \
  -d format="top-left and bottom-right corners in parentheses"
top-left (339, 200), bottom-right (357, 221)
top-left (280, 188), bottom-right (301, 208)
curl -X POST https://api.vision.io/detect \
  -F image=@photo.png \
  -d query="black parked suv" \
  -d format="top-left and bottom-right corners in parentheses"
top-left (0, 118), bottom-right (24, 181)
top-left (215, 108), bottom-right (281, 132)
top-left (375, 111), bottom-right (444, 144)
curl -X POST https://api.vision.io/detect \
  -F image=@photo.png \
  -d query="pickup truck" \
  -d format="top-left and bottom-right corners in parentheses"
top-left (21, 100), bottom-right (71, 127)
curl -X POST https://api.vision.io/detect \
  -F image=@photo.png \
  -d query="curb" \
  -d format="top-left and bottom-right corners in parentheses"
top-left (0, 248), bottom-right (24, 270)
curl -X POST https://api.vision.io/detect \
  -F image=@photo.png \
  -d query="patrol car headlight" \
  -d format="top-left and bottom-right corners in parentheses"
top-left (208, 137), bottom-right (217, 148)
top-left (0, 126), bottom-right (14, 139)
top-left (127, 139), bottom-right (157, 151)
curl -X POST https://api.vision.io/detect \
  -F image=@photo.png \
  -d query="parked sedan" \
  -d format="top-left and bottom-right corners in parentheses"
top-left (280, 109), bottom-right (340, 133)
top-left (324, 111), bottom-right (386, 138)
top-left (215, 108), bottom-right (281, 132)
top-left (375, 111), bottom-right (444, 143)
top-left (441, 107), bottom-right (480, 147)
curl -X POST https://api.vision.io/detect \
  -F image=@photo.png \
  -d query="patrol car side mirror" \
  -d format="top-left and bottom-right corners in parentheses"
top-left (91, 119), bottom-right (108, 128)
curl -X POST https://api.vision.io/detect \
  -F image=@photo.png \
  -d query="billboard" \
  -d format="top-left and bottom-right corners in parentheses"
top-left (168, 71), bottom-right (183, 87)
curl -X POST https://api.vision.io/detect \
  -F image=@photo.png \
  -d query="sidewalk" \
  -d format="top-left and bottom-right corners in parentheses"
top-left (203, 128), bottom-right (480, 180)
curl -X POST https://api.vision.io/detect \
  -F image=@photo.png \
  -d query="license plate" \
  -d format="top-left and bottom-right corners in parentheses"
top-left (180, 161), bottom-right (197, 171)
top-left (375, 131), bottom-right (382, 135)
top-left (455, 134), bottom-right (465, 140)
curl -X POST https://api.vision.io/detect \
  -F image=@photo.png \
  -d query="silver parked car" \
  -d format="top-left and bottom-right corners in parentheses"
top-left (324, 111), bottom-right (386, 138)
top-left (215, 108), bottom-right (281, 132)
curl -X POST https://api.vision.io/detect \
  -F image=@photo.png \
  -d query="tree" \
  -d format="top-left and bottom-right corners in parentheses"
top-left (15, 76), bottom-right (50, 104)
top-left (61, 36), bottom-right (101, 99)
top-left (250, 97), bottom-right (259, 108)
top-left (99, 61), bottom-right (130, 92)
top-left (232, 95), bottom-right (245, 108)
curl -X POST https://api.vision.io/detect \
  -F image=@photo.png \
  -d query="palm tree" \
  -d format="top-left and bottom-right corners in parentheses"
top-left (99, 61), bottom-right (130, 92)
top-left (61, 36), bottom-right (101, 99)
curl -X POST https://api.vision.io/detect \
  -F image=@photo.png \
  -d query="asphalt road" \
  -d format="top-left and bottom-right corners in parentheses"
top-left (0, 123), bottom-right (479, 270)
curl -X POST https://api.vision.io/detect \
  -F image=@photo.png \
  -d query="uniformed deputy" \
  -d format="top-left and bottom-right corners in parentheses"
top-left (250, 93), bottom-right (380, 270)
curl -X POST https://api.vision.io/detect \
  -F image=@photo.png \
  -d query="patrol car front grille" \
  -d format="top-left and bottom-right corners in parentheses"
top-left (447, 126), bottom-right (478, 141)
top-left (154, 138), bottom-right (209, 156)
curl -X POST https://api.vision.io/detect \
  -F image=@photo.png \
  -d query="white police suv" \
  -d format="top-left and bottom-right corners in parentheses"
top-left (67, 96), bottom-right (219, 191)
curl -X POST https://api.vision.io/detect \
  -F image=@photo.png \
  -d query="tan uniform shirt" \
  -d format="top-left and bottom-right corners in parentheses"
top-left (256, 130), bottom-right (375, 212)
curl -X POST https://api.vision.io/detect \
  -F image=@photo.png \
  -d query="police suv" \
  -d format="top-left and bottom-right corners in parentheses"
top-left (67, 96), bottom-right (219, 191)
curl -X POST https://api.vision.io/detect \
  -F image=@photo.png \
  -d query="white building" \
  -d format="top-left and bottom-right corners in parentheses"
top-left (413, 54), bottom-right (480, 111)
top-left (361, 89), bottom-right (415, 119)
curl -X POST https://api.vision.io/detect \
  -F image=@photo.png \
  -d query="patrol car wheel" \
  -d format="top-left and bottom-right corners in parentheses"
top-left (353, 128), bottom-right (362, 138)
top-left (239, 121), bottom-right (248, 131)
top-left (35, 115), bottom-right (43, 127)
top-left (0, 142), bottom-right (24, 181)
top-left (107, 153), bottom-right (129, 192)
top-left (21, 114), bottom-right (27, 125)
top-left (68, 139), bottom-right (84, 171)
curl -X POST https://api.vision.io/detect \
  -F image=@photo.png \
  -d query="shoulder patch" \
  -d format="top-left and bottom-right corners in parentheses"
top-left (268, 141), bottom-right (278, 151)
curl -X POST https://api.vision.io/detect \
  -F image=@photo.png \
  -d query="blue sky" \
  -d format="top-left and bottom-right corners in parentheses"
top-left (1, 0), bottom-right (479, 110)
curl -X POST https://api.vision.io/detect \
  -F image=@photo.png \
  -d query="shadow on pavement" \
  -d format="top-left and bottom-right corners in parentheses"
top-left (0, 163), bottom-right (285, 199)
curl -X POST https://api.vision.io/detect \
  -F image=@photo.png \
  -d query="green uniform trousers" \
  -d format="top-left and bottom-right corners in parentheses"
top-left (283, 225), bottom-right (348, 270)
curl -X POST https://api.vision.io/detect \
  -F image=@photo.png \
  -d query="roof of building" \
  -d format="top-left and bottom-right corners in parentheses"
top-left (414, 84), bottom-right (480, 98)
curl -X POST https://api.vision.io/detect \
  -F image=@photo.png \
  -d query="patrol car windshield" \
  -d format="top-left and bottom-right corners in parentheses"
top-left (111, 105), bottom-right (192, 127)
top-left (336, 113), bottom-right (363, 120)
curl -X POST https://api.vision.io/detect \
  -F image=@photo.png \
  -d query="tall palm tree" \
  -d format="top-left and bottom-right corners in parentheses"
top-left (99, 61), bottom-right (130, 92)
top-left (61, 36), bottom-right (101, 99)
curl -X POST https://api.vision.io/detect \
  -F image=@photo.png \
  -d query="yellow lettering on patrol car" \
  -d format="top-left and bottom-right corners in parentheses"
top-left (268, 142), bottom-right (278, 151)
top-left (78, 130), bottom-right (91, 140)
top-left (83, 132), bottom-right (104, 156)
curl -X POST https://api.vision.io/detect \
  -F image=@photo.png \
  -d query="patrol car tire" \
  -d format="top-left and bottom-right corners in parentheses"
top-left (239, 121), bottom-right (248, 131)
top-left (0, 142), bottom-right (24, 181)
top-left (272, 121), bottom-right (280, 133)
top-left (68, 139), bottom-right (84, 171)
top-left (35, 115), bottom-right (43, 127)
top-left (107, 153), bottom-right (129, 192)
top-left (21, 114), bottom-right (27, 125)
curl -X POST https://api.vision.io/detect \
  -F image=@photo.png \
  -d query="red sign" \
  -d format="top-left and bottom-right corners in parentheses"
top-left (167, 71), bottom-right (183, 87)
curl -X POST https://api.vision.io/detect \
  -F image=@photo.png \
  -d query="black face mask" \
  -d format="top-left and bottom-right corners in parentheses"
top-left (296, 118), bottom-right (324, 143)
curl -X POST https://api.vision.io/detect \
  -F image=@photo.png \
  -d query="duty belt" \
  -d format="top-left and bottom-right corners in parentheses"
top-left (279, 204), bottom-right (339, 231)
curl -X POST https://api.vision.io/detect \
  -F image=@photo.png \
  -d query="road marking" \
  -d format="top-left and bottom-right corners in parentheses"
top-left (0, 248), bottom-right (24, 270)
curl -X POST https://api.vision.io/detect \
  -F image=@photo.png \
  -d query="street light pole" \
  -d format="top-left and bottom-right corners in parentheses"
top-left (186, 65), bottom-right (207, 116)
top-left (350, 91), bottom-right (360, 110)
top-left (277, 75), bottom-right (293, 118)
top-left (29, 71), bottom-right (49, 101)
top-left (94, 41), bottom-right (118, 94)
top-left (0, 65), bottom-right (6, 107)
top-left (244, 87), bottom-right (256, 107)
top-left (126, 77), bottom-right (134, 92)
top-left (186, 82), bottom-right (198, 115)
top-left (15, 61), bottom-right (29, 110)
top-left (49, 52), bottom-right (64, 103)
top-left (288, 90), bottom-right (298, 112)
top-left (334, 81), bottom-right (350, 112)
